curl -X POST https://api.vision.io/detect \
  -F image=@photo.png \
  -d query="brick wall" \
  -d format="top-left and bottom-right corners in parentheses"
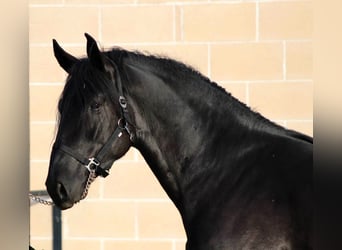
top-left (29, 0), bottom-right (313, 249)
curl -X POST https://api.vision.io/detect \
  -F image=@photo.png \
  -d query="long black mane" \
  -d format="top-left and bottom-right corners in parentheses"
top-left (108, 47), bottom-right (241, 101)
top-left (106, 48), bottom-right (312, 143)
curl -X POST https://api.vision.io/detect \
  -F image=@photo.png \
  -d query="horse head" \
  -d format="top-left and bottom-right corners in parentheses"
top-left (45, 33), bottom-right (133, 209)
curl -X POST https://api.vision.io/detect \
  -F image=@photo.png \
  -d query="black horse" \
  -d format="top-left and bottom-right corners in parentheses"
top-left (46, 33), bottom-right (312, 250)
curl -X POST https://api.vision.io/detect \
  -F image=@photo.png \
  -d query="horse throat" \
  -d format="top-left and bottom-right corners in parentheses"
top-left (123, 62), bottom-right (215, 213)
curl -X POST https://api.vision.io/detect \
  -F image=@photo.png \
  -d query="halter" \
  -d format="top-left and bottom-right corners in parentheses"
top-left (53, 59), bottom-right (134, 178)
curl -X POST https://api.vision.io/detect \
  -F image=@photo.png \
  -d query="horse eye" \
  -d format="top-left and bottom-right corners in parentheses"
top-left (90, 102), bottom-right (101, 111)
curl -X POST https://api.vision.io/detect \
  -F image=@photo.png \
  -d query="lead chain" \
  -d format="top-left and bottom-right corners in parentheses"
top-left (29, 169), bottom-right (97, 206)
top-left (29, 193), bottom-right (54, 206)
top-left (80, 169), bottom-right (97, 200)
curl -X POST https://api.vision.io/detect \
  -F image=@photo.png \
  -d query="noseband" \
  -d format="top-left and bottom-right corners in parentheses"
top-left (54, 117), bottom-right (130, 177)
top-left (53, 59), bottom-right (134, 178)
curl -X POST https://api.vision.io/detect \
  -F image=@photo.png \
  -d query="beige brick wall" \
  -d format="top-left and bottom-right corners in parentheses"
top-left (29, 0), bottom-right (313, 249)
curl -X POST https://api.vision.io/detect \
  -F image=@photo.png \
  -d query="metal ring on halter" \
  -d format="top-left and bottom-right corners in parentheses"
top-left (85, 157), bottom-right (100, 172)
top-left (119, 96), bottom-right (127, 109)
top-left (118, 118), bottom-right (133, 140)
top-left (117, 118), bottom-right (126, 130)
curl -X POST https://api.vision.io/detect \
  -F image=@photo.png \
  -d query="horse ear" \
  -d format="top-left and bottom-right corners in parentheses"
top-left (52, 39), bottom-right (78, 74)
top-left (84, 33), bottom-right (106, 72)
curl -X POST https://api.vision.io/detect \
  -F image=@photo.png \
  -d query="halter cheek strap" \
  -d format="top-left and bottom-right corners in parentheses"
top-left (54, 119), bottom-right (126, 177)
top-left (108, 56), bottom-right (135, 141)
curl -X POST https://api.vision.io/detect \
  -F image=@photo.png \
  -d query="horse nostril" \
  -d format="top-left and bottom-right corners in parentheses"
top-left (56, 182), bottom-right (69, 201)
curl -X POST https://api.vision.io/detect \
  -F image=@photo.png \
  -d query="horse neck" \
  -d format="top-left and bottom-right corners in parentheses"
top-left (121, 58), bottom-right (262, 223)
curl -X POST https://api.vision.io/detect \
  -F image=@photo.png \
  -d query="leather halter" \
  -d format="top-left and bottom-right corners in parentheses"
top-left (53, 59), bottom-right (134, 178)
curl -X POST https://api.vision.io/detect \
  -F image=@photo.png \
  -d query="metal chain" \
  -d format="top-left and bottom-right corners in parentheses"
top-left (80, 169), bottom-right (97, 200)
top-left (29, 169), bottom-right (97, 206)
top-left (29, 193), bottom-right (54, 206)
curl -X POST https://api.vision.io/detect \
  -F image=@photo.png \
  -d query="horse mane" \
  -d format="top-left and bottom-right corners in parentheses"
top-left (107, 48), bottom-right (286, 132)
top-left (107, 47), bottom-right (228, 95)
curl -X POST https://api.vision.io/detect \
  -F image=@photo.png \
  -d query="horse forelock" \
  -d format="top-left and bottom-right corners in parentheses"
top-left (60, 59), bottom-right (118, 107)
top-left (55, 58), bottom-right (120, 138)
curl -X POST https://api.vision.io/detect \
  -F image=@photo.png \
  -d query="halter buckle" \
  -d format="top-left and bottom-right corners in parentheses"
top-left (85, 157), bottom-right (100, 172)
top-left (119, 96), bottom-right (127, 109)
